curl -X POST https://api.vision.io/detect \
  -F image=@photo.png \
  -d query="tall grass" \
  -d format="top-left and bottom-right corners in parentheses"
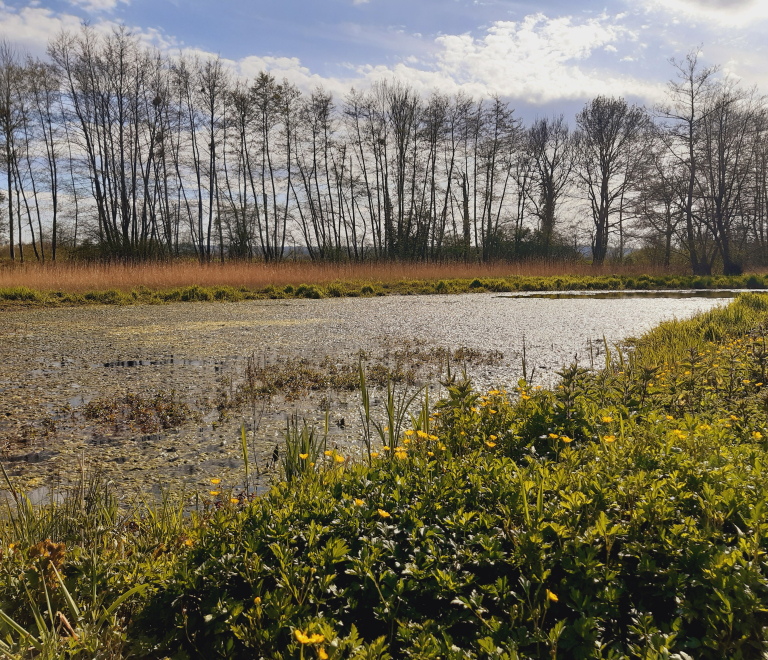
top-left (0, 258), bottom-right (687, 294)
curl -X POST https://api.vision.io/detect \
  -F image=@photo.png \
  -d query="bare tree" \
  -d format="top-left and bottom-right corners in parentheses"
top-left (574, 96), bottom-right (650, 265)
top-left (527, 115), bottom-right (573, 254)
top-left (656, 48), bottom-right (720, 274)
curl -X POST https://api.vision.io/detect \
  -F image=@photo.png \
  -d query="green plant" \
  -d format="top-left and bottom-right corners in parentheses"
top-left (0, 561), bottom-right (146, 659)
top-left (281, 415), bottom-right (326, 482)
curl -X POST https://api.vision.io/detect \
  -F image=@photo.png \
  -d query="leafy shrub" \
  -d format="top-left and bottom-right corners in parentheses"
top-left (360, 284), bottom-right (375, 295)
top-left (327, 282), bottom-right (345, 297)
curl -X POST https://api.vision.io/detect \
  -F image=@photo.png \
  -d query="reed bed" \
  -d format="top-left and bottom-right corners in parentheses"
top-left (0, 258), bottom-right (686, 293)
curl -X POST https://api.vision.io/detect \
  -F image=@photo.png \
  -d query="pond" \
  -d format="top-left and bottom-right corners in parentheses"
top-left (0, 290), bottom-right (734, 500)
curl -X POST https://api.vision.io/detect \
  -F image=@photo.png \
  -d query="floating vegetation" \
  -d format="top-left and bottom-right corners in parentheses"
top-left (82, 390), bottom-right (199, 434)
top-left (215, 340), bottom-right (504, 406)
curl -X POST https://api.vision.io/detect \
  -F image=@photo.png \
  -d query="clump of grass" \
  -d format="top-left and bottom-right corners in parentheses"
top-left (218, 341), bottom-right (504, 402)
top-left (82, 390), bottom-right (197, 434)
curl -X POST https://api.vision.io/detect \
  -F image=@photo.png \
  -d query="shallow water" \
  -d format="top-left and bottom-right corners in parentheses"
top-left (0, 291), bottom-right (731, 496)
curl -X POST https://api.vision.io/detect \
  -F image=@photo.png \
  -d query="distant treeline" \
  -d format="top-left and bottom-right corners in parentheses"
top-left (0, 28), bottom-right (766, 274)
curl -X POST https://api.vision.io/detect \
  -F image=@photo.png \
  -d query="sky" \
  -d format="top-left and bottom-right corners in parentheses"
top-left (0, 0), bottom-right (766, 120)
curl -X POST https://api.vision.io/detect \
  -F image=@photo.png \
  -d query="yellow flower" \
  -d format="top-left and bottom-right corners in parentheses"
top-left (490, 435), bottom-right (498, 440)
top-left (440, 445), bottom-right (447, 451)
top-left (231, 498), bottom-right (239, 504)
top-left (403, 438), bottom-right (411, 445)
top-left (324, 450), bottom-right (333, 457)
top-left (370, 452), bottom-right (379, 458)
top-left (489, 409), bottom-right (497, 414)
top-left (295, 630), bottom-right (311, 644)
top-left (310, 462), bottom-right (315, 467)
top-left (405, 429), bottom-right (414, 436)
top-left (604, 435), bottom-right (616, 444)
top-left (378, 509), bottom-right (391, 518)
top-left (684, 370), bottom-right (691, 375)
top-left (666, 415), bottom-right (674, 421)
top-left (417, 430), bottom-right (428, 439)
top-left (429, 434), bottom-right (438, 440)
top-left (744, 379), bottom-right (751, 384)
top-left (355, 498), bottom-right (364, 506)
top-left (383, 446), bottom-right (391, 452)
top-left (427, 451), bottom-right (434, 457)
top-left (546, 589), bottom-right (558, 602)
top-left (698, 424), bottom-right (711, 431)
top-left (184, 538), bottom-right (194, 547)
top-left (753, 431), bottom-right (763, 440)
top-left (210, 478), bottom-right (221, 485)
top-left (384, 426), bottom-right (389, 432)
top-left (601, 416), bottom-right (613, 424)
top-left (334, 455), bottom-right (345, 464)
top-left (485, 441), bottom-right (496, 448)
top-left (309, 634), bottom-right (325, 644)
top-left (318, 649), bottom-right (329, 660)
top-left (548, 433), bottom-right (558, 439)
top-left (561, 436), bottom-right (573, 443)
top-left (757, 383), bottom-right (764, 387)
top-left (730, 415), bottom-right (739, 421)
top-left (395, 451), bottom-right (407, 460)
top-left (520, 394), bottom-right (531, 401)
top-left (209, 491), bottom-right (220, 496)
top-left (254, 596), bottom-right (261, 604)
top-left (299, 453), bottom-right (309, 460)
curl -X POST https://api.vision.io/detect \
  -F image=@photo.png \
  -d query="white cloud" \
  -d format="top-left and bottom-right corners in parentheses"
top-left (68, 0), bottom-right (128, 13)
top-left (360, 14), bottom-right (660, 104)
top-left (637, 0), bottom-right (768, 27)
top-left (0, 3), bottom-right (681, 107)
top-left (0, 2), bottom-right (81, 56)
top-left (352, 0), bottom-right (370, 4)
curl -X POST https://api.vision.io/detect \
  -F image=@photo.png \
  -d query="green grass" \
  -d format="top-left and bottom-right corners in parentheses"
top-left (3, 294), bottom-right (768, 657)
top-left (1, 273), bottom-right (767, 307)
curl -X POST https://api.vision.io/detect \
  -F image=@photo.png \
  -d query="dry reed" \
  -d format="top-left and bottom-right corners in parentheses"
top-left (0, 259), bottom-right (686, 293)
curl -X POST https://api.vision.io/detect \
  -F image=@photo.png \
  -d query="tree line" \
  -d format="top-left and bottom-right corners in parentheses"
top-left (0, 26), bottom-right (766, 274)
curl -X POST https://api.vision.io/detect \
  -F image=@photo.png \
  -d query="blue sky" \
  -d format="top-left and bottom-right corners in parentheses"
top-left (1, 0), bottom-right (766, 119)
